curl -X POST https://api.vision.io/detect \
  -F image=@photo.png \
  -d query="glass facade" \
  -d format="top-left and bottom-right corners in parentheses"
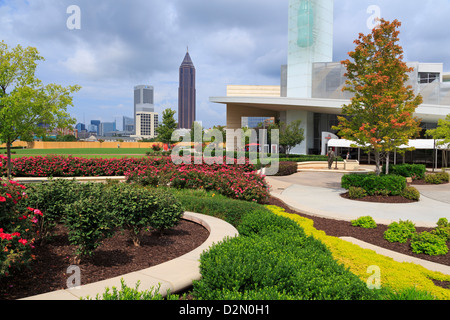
top-left (311, 62), bottom-right (450, 106)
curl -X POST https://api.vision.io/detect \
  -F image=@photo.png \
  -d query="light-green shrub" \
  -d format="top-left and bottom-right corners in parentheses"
top-left (410, 231), bottom-right (449, 256)
top-left (351, 216), bottom-right (377, 229)
top-left (384, 220), bottom-right (416, 243)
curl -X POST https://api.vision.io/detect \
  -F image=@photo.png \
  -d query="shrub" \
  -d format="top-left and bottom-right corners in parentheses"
top-left (401, 186), bottom-right (420, 201)
top-left (274, 161), bottom-right (297, 176)
top-left (172, 188), bottom-right (266, 227)
top-left (21, 178), bottom-right (81, 240)
top-left (348, 187), bottom-right (367, 199)
top-left (193, 228), bottom-right (376, 300)
top-left (384, 220), bottom-right (416, 243)
top-left (1, 179), bottom-right (41, 277)
top-left (384, 164), bottom-right (426, 180)
top-left (145, 188), bottom-right (184, 234)
top-left (83, 278), bottom-right (178, 300)
top-left (342, 173), bottom-right (406, 196)
top-left (193, 208), bottom-right (377, 300)
top-left (151, 144), bottom-right (161, 152)
top-left (237, 208), bottom-right (303, 237)
top-left (64, 184), bottom-right (116, 263)
top-left (410, 231), bottom-right (449, 256)
top-left (432, 218), bottom-right (450, 242)
top-left (351, 216), bottom-right (377, 229)
top-left (424, 172), bottom-right (450, 184)
top-left (105, 183), bottom-right (161, 246)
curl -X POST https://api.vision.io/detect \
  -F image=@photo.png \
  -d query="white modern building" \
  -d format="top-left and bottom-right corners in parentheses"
top-left (132, 85), bottom-right (159, 139)
top-left (210, 0), bottom-right (450, 159)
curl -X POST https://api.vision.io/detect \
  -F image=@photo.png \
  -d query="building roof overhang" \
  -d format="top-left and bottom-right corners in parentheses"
top-left (210, 96), bottom-right (450, 123)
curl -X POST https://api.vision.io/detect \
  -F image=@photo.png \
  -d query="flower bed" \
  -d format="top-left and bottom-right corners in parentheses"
top-left (1, 179), bottom-right (42, 277)
top-left (125, 157), bottom-right (269, 203)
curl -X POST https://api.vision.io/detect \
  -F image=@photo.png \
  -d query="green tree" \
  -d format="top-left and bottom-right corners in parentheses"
top-left (427, 114), bottom-right (450, 145)
top-left (278, 120), bottom-right (305, 154)
top-left (156, 108), bottom-right (178, 146)
top-left (427, 114), bottom-right (450, 168)
top-left (333, 19), bottom-right (422, 175)
top-left (0, 41), bottom-right (81, 178)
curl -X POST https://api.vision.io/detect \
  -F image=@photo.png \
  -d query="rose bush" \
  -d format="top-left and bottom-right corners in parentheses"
top-left (1, 178), bottom-right (41, 277)
top-left (124, 157), bottom-right (270, 203)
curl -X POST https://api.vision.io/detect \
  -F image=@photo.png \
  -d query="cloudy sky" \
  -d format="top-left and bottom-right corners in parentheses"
top-left (1, 0), bottom-right (449, 130)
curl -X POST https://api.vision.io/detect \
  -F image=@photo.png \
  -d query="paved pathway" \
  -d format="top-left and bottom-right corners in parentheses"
top-left (266, 171), bottom-right (450, 228)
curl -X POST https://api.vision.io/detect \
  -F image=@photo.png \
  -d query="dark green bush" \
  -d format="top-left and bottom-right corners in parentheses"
top-left (105, 184), bottom-right (182, 245)
top-left (64, 194), bottom-right (116, 263)
top-left (171, 188), bottom-right (266, 227)
top-left (237, 208), bottom-right (303, 237)
top-left (384, 164), bottom-right (426, 180)
top-left (351, 216), bottom-right (377, 229)
top-left (21, 179), bottom-right (81, 238)
top-left (410, 231), bottom-right (449, 256)
top-left (193, 208), bottom-right (377, 300)
top-left (383, 220), bottom-right (416, 243)
top-left (193, 227), bottom-right (376, 300)
top-left (342, 174), bottom-right (406, 196)
top-left (273, 161), bottom-right (297, 176)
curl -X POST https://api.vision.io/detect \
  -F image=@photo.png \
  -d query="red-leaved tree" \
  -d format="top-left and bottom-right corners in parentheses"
top-left (334, 19), bottom-right (423, 175)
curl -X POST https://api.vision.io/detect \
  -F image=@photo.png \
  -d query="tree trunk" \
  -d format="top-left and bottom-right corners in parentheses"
top-left (6, 141), bottom-right (12, 179)
top-left (374, 151), bottom-right (381, 176)
top-left (385, 152), bottom-right (390, 175)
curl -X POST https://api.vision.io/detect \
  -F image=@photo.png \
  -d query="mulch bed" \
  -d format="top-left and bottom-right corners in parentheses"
top-left (1, 190), bottom-right (449, 300)
top-left (0, 219), bottom-right (209, 300)
top-left (266, 196), bottom-right (450, 268)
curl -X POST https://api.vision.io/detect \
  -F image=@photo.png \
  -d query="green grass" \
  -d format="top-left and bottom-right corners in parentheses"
top-left (3, 148), bottom-right (155, 159)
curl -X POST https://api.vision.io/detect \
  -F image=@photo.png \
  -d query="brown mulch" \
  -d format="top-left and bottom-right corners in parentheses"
top-left (0, 219), bottom-right (209, 300)
top-left (266, 196), bottom-right (450, 269)
top-left (1, 189), bottom-right (449, 301)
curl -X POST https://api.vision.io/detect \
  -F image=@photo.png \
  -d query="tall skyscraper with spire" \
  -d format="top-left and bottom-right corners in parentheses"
top-left (178, 49), bottom-right (196, 129)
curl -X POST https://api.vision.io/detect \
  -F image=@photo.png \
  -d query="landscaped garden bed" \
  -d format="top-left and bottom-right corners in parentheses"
top-left (2, 157), bottom-right (450, 300)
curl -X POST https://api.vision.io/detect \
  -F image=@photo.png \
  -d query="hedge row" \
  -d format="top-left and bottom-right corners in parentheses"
top-left (383, 164), bottom-right (426, 180)
top-left (192, 208), bottom-right (378, 300)
top-left (341, 173), bottom-right (407, 196)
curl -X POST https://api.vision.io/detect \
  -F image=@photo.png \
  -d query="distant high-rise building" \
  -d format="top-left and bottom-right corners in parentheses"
top-left (75, 123), bottom-right (85, 132)
top-left (132, 85), bottom-right (159, 138)
top-left (99, 122), bottom-right (116, 136)
top-left (91, 120), bottom-right (101, 135)
top-left (178, 50), bottom-right (196, 129)
top-left (123, 116), bottom-right (134, 133)
top-left (134, 85), bottom-right (154, 134)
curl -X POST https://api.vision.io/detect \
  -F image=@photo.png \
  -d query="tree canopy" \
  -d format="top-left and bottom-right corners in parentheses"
top-left (0, 41), bottom-right (80, 178)
top-left (156, 108), bottom-right (178, 145)
top-left (333, 19), bottom-right (423, 175)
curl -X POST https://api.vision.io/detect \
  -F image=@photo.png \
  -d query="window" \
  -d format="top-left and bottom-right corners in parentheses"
top-left (419, 72), bottom-right (440, 84)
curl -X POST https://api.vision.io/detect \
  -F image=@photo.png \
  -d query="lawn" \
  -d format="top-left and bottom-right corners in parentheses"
top-left (4, 148), bottom-right (153, 159)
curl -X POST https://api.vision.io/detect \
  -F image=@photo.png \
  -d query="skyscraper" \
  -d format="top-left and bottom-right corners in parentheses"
top-left (178, 50), bottom-right (196, 129)
top-left (134, 85), bottom-right (155, 134)
top-left (133, 85), bottom-right (159, 138)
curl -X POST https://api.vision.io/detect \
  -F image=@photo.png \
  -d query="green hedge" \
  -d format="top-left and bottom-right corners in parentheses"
top-left (273, 161), bottom-right (297, 176)
top-left (383, 164), bottom-right (426, 180)
top-left (192, 210), bottom-right (378, 300)
top-left (341, 173), bottom-right (406, 196)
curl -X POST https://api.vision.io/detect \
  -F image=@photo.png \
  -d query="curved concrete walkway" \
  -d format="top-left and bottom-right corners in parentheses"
top-left (266, 171), bottom-right (450, 276)
top-left (21, 212), bottom-right (239, 300)
top-left (266, 172), bottom-right (450, 228)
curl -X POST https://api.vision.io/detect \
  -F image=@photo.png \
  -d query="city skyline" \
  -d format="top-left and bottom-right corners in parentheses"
top-left (1, 1), bottom-right (449, 130)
